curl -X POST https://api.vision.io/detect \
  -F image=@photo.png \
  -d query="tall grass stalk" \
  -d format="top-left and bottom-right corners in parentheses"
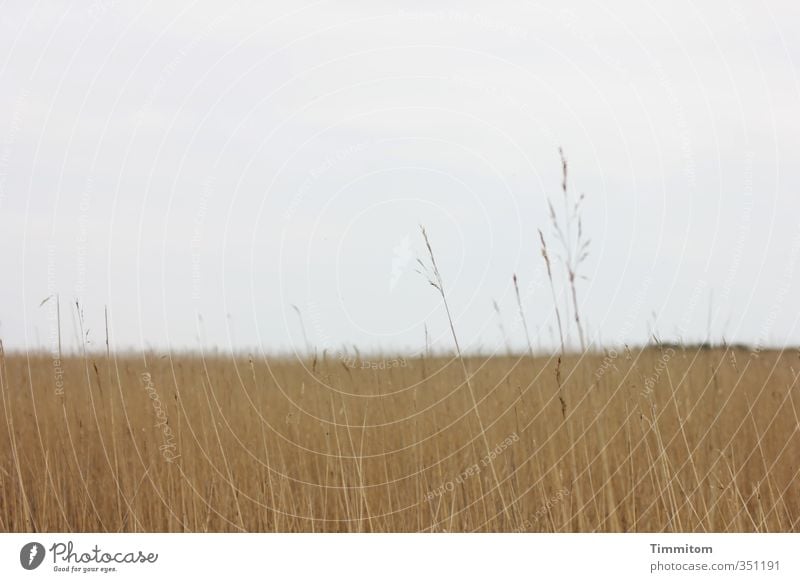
top-left (540, 148), bottom-right (590, 352)
top-left (418, 226), bottom-right (511, 526)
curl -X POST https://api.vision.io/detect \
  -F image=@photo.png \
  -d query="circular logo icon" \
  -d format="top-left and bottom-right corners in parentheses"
top-left (20, 542), bottom-right (46, 570)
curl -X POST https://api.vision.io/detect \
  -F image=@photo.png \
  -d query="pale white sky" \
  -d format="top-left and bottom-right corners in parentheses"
top-left (1, 0), bottom-right (799, 354)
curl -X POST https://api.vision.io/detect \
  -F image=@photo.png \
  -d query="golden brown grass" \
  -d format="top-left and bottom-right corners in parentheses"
top-left (1, 344), bottom-right (798, 532)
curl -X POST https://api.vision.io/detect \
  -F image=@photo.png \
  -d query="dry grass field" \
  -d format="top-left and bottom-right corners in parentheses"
top-left (1, 345), bottom-right (798, 532)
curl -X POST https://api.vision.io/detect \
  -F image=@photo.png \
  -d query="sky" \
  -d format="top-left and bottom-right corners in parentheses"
top-left (1, 0), bottom-right (799, 356)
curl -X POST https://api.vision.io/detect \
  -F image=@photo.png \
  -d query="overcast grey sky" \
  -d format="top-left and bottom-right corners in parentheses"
top-left (1, 0), bottom-right (799, 355)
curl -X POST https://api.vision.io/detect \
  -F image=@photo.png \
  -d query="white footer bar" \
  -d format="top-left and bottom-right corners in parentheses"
top-left (2, 533), bottom-right (796, 580)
